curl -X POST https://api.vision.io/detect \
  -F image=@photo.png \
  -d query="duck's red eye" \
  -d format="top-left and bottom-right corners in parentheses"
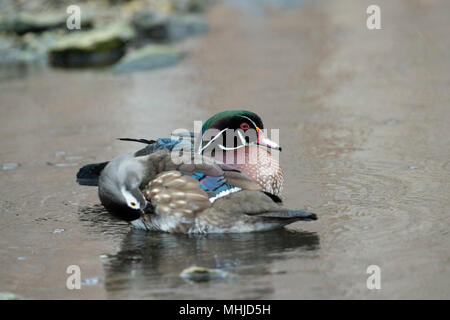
top-left (240, 123), bottom-right (250, 130)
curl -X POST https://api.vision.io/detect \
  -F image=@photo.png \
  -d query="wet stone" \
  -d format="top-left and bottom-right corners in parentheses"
top-left (0, 13), bottom-right (65, 35)
top-left (0, 292), bottom-right (22, 300)
top-left (0, 12), bottom-right (93, 35)
top-left (2, 162), bottom-right (19, 170)
top-left (385, 119), bottom-right (399, 126)
top-left (48, 24), bottom-right (134, 68)
top-left (47, 162), bottom-right (79, 167)
top-left (168, 14), bottom-right (208, 41)
top-left (132, 11), bottom-right (170, 41)
top-left (83, 277), bottom-right (99, 286)
top-left (115, 44), bottom-right (184, 72)
top-left (173, 0), bottom-right (209, 13)
top-left (64, 156), bottom-right (83, 161)
top-left (180, 266), bottom-right (231, 282)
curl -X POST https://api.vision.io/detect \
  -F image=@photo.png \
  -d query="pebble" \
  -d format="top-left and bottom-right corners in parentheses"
top-left (2, 163), bottom-right (19, 170)
top-left (180, 266), bottom-right (231, 282)
top-left (64, 156), bottom-right (83, 161)
top-left (47, 162), bottom-right (79, 167)
top-left (385, 119), bottom-right (399, 126)
top-left (82, 277), bottom-right (99, 286)
top-left (0, 292), bottom-right (22, 300)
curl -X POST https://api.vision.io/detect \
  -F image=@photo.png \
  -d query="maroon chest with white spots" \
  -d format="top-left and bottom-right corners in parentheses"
top-left (216, 146), bottom-right (284, 197)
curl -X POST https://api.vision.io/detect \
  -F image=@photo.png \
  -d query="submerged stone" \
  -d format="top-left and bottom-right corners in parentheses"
top-left (131, 10), bottom-right (208, 42)
top-left (0, 292), bottom-right (22, 300)
top-left (168, 14), bottom-right (208, 41)
top-left (49, 24), bottom-right (135, 68)
top-left (173, 0), bottom-right (210, 13)
top-left (0, 36), bottom-right (37, 66)
top-left (132, 11), bottom-right (170, 41)
top-left (0, 12), bottom-right (92, 35)
top-left (2, 162), bottom-right (19, 170)
top-left (115, 44), bottom-right (184, 72)
top-left (180, 266), bottom-right (231, 282)
top-left (82, 277), bottom-right (99, 286)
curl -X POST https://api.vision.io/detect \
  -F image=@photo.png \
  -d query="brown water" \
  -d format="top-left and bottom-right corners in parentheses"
top-left (1, 0), bottom-right (449, 299)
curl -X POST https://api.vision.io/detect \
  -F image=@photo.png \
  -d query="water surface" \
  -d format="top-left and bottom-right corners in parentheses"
top-left (0, 0), bottom-right (449, 299)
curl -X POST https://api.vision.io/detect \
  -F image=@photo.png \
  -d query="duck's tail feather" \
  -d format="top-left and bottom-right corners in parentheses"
top-left (76, 161), bottom-right (109, 186)
top-left (118, 138), bottom-right (156, 144)
top-left (258, 210), bottom-right (317, 222)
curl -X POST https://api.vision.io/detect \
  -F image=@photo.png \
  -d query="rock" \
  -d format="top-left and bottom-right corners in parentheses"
top-left (21, 30), bottom-right (66, 65)
top-left (385, 119), bottom-right (399, 126)
top-left (48, 23), bottom-right (135, 68)
top-left (82, 277), bottom-right (99, 286)
top-left (0, 13), bottom-right (64, 35)
top-left (131, 10), bottom-right (208, 42)
top-left (168, 14), bottom-right (208, 41)
top-left (180, 266), bottom-right (231, 282)
top-left (46, 162), bottom-right (79, 167)
top-left (0, 36), bottom-right (36, 66)
top-left (131, 10), bottom-right (170, 41)
top-left (173, 0), bottom-right (209, 13)
top-left (0, 12), bottom-right (92, 35)
top-left (115, 44), bottom-right (184, 72)
top-left (2, 162), bottom-right (20, 170)
top-left (0, 292), bottom-right (22, 300)
top-left (122, 0), bottom-right (174, 17)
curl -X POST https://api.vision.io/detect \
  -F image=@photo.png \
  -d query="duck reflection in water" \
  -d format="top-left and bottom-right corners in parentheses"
top-left (102, 228), bottom-right (320, 299)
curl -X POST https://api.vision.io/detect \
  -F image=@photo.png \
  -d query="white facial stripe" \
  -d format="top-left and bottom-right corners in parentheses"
top-left (204, 128), bottom-right (255, 151)
top-left (240, 115), bottom-right (258, 128)
top-left (121, 187), bottom-right (140, 209)
top-left (218, 144), bottom-right (246, 151)
top-left (199, 127), bottom-right (229, 153)
top-left (200, 115), bottom-right (259, 154)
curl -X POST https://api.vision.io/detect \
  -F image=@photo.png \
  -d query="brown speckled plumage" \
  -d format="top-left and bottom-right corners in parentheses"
top-left (139, 170), bottom-right (314, 233)
top-left (128, 150), bottom-right (315, 233)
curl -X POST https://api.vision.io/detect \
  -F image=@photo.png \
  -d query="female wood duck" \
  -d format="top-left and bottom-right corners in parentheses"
top-left (77, 110), bottom-right (317, 233)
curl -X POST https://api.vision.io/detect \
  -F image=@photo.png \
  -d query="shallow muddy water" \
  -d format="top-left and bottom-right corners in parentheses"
top-left (1, 0), bottom-right (449, 299)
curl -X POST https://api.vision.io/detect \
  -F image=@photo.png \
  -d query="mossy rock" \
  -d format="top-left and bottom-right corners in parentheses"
top-left (115, 44), bottom-right (184, 72)
top-left (173, 0), bottom-right (210, 13)
top-left (0, 12), bottom-right (92, 35)
top-left (48, 24), bottom-right (134, 68)
top-left (131, 11), bottom-right (170, 41)
top-left (168, 14), bottom-right (208, 41)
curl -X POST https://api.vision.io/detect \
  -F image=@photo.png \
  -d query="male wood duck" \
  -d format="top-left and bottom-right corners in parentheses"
top-left (77, 110), bottom-right (317, 233)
